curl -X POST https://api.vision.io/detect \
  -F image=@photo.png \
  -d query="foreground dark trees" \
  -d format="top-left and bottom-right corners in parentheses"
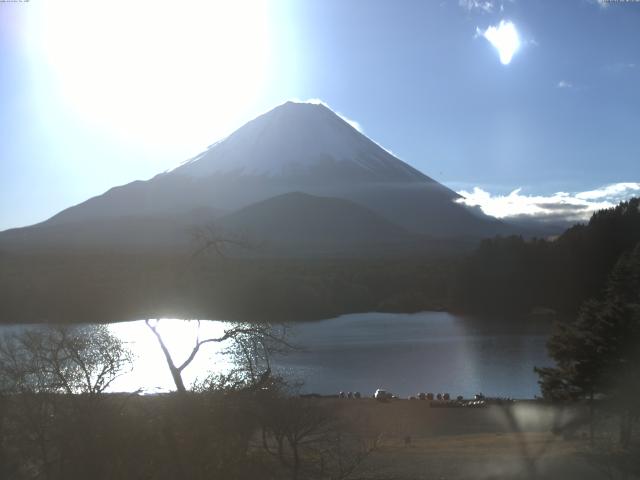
top-left (0, 325), bottom-right (133, 479)
top-left (258, 391), bottom-right (379, 480)
top-left (0, 390), bottom-right (378, 480)
top-left (536, 242), bottom-right (640, 477)
top-left (0, 324), bottom-right (378, 480)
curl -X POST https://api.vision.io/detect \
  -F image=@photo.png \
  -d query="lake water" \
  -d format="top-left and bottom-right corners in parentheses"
top-left (1, 312), bottom-right (553, 398)
top-left (273, 312), bottom-right (552, 399)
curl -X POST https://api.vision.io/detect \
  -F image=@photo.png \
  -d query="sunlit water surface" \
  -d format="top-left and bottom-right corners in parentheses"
top-left (3, 312), bottom-right (553, 398)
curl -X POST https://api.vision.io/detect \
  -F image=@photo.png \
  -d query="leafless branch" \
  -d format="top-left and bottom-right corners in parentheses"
top-left (189, 224), bottom-right (262, 259)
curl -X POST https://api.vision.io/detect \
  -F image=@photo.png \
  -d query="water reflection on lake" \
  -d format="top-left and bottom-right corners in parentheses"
top-left (3, 312), bottom-right (553, 398)
top-left (275, 312), bottom-right (552, 399)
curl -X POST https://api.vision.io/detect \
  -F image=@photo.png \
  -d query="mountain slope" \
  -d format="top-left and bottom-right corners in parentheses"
top-left (1, 101), bottom-right (511, 252)
top-left (218, 192), bottom-right (418, 254)
top-left (174, 101), bottom-right (430, 182)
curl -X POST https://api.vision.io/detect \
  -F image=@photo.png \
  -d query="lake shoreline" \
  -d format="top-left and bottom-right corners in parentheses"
top-left (0, 312), bottom-right (553, 398)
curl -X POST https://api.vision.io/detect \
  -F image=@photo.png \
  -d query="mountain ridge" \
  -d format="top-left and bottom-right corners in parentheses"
top-left (1, 101), bottom-right (515, 252)
top-left (218, 191), bottom-right (419, 252)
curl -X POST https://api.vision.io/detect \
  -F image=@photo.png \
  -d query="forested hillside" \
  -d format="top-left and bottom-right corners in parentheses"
top-left (452, 198), bottom-right (640, 315)
top-left (2, 199), bottom-right (638, 324)
top-left (0, 253), bottom-right (453, 324)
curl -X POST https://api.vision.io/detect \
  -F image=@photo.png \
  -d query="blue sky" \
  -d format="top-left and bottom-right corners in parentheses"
top-left (1, 0), bottom-right (639, 230)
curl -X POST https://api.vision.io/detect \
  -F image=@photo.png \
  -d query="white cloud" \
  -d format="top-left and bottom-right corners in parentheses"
top-left (477, 20), bottom-right (521, 65)
top-left (575, 182), bottom-right (640, 200)
top-left (457, 182), bottom-right (640, 223)
top-left (557, 80), bottom-right (573, 88)
top-left (460, 0), bottom-right (495, 13)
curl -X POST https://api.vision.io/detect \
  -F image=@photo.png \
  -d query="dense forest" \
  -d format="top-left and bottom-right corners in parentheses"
top-left (0, 198), bottom-right (638, 324)
top-left (452, 198), bottom-right (640, 316)
top-left (0, 253), bottom-right (454, 324)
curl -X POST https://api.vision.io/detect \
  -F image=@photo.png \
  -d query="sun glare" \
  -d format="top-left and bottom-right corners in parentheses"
top-left (480, 20), bottom-right (520, 65)
top-left (109, 319), bottom-right (235, 393)
top-left (29, 1), bottom-right (272, 149)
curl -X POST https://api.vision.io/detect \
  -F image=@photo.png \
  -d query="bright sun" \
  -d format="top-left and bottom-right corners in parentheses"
top-left (29, 1), bottom-right (272, 149)
top-left (480, 20), bottom-right (520, 65)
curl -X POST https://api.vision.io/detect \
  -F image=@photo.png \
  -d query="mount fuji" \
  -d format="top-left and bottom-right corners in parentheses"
top-left (0, 101), bottom-right (509, 254)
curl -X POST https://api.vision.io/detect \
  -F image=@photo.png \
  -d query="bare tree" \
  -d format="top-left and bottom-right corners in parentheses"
top-left (260, 395), bottom-right (380, 480)
top-left (145, 319), bottom-right (290, 394)
top-left (143, 222), bottom-right (287, 393)
top-left (260, 396), bottom-right (331, 480)
top-left (0, 324), bottom-right (133, 480)
top-left (320, 430), bottom-right (381, 480)
top-left (0, 324), bottom-right (132, 396)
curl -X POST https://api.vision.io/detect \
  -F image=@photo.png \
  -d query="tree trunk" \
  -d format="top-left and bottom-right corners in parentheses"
top-left (292, 441), bottom-right (300, 480)
top-left (619, 410), bottom-right (632, 448)
top-left (168, 364), bottom-right (187, 394)
top-left (146, 320), bottom-right (187, 393)
top-left (589, 391), bottom-right (595, 445)
top-left (162, 414), bottom-right (187, 479)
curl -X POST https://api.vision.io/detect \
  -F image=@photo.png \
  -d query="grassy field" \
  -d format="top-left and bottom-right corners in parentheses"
top-left (0, 389), bottom-right (619, 479)
top-left (325, 399), bottom-right (603, 479)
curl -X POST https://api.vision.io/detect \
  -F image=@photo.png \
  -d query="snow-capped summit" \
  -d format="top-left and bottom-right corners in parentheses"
top-left (173, 101), bottom-right (428, 183)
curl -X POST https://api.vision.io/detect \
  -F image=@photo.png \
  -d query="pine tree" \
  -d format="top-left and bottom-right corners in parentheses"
top-left (536, 242), bottom-right (640, 445)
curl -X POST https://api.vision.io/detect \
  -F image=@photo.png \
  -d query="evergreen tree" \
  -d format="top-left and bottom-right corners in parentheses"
top-left (536, 242), bottom-right (640, 445)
